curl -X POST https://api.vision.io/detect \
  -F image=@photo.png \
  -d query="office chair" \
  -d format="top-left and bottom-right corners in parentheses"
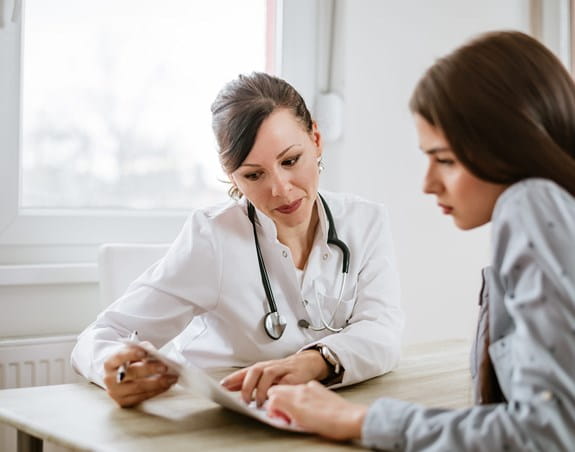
top-left (98, 243), bottom-right (180, 354)
top-left (97, 243), bottom-right (170, 309)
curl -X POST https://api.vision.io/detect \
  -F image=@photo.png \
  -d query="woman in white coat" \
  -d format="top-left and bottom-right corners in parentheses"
top-left (71, 72), bottom-right (403, 408)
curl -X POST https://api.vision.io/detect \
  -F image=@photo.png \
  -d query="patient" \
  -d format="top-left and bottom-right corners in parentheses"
top-left (265, 30), bottom-right (575, 450)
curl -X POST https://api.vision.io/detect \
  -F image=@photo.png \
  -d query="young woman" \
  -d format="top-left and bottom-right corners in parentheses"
top-left (71, 72), bottom-right (403, 408)
top-left (265, 31), bottom-right (575, 450)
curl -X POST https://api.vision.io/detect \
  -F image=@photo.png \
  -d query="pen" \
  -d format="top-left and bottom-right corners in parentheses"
top-left (116, 330), bottom-right (138, 384)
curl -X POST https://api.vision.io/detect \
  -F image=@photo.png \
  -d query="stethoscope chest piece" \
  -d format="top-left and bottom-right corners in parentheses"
top-left (263, 311), bottom-right (287, 340)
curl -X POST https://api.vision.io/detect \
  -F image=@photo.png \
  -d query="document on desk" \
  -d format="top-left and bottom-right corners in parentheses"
top-left (123, 340), bottom-right (305, 432)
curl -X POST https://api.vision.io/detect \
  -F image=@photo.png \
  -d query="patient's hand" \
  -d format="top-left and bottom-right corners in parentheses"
top-left (219, 350), bottom-right (329, 408)
top-left (103, 345), bottom-right (178, 408)
top-left (267, 381), bottom-right (367, 441)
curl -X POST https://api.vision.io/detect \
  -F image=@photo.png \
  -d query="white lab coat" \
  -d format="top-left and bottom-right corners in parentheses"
top-left (71, 191), bottom-right (403, 388)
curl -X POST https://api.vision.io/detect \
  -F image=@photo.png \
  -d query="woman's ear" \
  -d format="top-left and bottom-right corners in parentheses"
top-left (311, 121), bottom-right (323, 159)
top-left (229, 173), bottom-right (240, 192)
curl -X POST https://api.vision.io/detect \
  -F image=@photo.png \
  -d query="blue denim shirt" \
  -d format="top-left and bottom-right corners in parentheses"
top-left (362, 179), bottom-right (575, 451)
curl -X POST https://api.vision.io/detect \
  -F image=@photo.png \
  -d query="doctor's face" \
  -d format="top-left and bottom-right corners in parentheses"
top-left (415, 114), bottom-right (508, 230)
top-left (230, 108), bottom-right (322, 231)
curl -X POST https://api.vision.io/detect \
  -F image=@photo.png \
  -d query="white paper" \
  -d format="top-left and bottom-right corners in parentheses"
top-left (122, 339), bottom-right (305, 432)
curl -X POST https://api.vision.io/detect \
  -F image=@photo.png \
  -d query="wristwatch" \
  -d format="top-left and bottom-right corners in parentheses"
top-left (312, 343), bottom-right (344, 386)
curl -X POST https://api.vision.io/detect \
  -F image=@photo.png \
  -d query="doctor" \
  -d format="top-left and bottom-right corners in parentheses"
top-left (71, 72), bottom-right (403, 408)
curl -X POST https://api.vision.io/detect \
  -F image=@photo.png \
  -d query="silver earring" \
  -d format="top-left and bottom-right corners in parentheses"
top-left (318, 158), bottom-right (325, 173)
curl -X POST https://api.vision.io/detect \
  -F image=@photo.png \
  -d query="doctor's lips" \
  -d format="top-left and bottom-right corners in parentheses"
top-left (438, 203), bottom-right (453, 214)
top-left (275, 199), bottom-right (302, 214)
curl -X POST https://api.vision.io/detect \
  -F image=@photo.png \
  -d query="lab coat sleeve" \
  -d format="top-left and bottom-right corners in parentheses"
top-left (71, 210), bottom-right (222, 387)
top-left (361, 181), bottom-right (575, 451)
top-left (312, 203), bottom-right (404, 386)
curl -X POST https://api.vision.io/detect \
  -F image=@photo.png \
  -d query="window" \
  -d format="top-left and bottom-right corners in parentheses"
top-left (21, 0), bottom-right (267, 211)
top-left (0, 0), bottom-right (319, 261)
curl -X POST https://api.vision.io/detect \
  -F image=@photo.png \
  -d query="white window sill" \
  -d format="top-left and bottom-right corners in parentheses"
top-left (0, 263), bottom-right (98, 286)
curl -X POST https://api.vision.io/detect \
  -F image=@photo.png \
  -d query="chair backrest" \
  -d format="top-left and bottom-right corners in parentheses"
top-left (98, 243), bottom-right (170, 309)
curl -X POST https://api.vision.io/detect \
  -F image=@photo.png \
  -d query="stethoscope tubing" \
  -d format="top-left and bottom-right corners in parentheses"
top-left (248, 193), bottom-right (350, 339)
top-left (248, 202), bottom-right (279, 313)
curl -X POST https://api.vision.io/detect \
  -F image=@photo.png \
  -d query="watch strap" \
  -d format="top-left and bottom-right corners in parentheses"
top-left (313, 344), bottom-right (344, 386)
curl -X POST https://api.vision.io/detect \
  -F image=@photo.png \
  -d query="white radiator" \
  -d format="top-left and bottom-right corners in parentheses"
top-left (0, 334), bottom-right (83, 452)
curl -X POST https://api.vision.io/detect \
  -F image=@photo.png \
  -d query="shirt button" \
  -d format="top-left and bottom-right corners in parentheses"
top-left (322, 253), bottom-right (328, 260)
top-left (282, 250), bottom-right (288, 258)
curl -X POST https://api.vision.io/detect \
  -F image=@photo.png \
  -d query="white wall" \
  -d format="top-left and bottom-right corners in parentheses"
top-left (320, 0), bottom-right (530, 344)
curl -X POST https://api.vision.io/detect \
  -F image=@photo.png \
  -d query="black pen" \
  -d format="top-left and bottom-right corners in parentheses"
top-left (116, 330), bottom-right (138, 383)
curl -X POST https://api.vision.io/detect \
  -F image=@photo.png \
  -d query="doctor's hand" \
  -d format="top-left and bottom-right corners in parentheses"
top-left (103, 345), bottom-right (179, 408)
top-left (220, 350), bottom-right (329, 407)
top-left (267, 381), bottom-right (368, 441)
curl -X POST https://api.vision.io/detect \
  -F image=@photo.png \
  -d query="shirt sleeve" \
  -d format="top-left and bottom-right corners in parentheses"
top-left (313, 203), bottom-right (404, 387)
top-left (71, 210), bottom-right (222, 386)
top-left (361, 181), bottom-right (575, 451)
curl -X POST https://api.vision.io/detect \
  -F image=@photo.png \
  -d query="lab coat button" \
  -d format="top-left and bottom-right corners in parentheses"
top-left (303, 299), bottom-right (309, 306)
top-left (322, 253), bottom-right (328, 260)
top-left (282, 250), bottom-right (288, 258)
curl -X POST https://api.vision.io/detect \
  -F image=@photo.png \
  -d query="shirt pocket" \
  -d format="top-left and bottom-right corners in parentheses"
top-left (313, 282), bottom-right (358, 329)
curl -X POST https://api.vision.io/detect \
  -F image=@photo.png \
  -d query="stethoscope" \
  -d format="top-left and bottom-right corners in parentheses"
top-left (247, 194), bottom-right (350, 340)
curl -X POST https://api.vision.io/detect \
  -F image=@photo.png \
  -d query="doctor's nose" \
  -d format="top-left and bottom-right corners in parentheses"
top-left (269, 172), bottom-right (292, 197)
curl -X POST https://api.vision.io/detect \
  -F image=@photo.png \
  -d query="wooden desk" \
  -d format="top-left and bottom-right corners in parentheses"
top-left (0, 340), bottom-right (472, 451)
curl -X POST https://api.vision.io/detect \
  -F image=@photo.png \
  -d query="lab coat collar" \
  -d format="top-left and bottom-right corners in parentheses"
top-left (241, 194), bottom-right (330, 251)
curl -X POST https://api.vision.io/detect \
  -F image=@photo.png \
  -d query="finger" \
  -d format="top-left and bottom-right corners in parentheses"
top-left (220, 368), bottom-right (247, 390)
top-left (122, 359), bottom-right (168, 382)
top-left (254, 367), bottom-right (283, 407)
top-left (109, 374), bottom-right (178, 406)
top-left (240, 366), bottom-right (264, 404)
top-left (268, 407), bottom-right (292, 424)
top-left (104, 359), bottom-right (165, 388)
top-left (115, 379), bottom-right (176, 408)
top-left (266, 388), bottom-right (295, 419)
top-left (104, 346), bottom-right (147, 372)
top-left (267, 384), bottom-right (294, 399)
top-left (104, 365), bottom-right (175, 392)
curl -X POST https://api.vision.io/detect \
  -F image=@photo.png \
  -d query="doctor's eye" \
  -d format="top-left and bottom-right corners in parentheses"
top-left (244, 171), bottom-right (262, 181)
top-left (282, 154), bottom-right (301, 167)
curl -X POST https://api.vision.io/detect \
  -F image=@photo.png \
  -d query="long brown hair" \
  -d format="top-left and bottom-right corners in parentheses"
top-left (410, 31), bottom-right (575, 404)
top-left (410, 30), bottom-right (575, 197)
top-left (211, 72), bottom-right (313, 198)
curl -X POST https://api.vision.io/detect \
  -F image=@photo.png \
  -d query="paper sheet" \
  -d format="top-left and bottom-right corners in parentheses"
top-left (122, 339), bottom-right (305, 432)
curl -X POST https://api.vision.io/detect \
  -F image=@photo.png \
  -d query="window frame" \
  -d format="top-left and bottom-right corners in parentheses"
top-left (0, 0), bottom-right (319, 252)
